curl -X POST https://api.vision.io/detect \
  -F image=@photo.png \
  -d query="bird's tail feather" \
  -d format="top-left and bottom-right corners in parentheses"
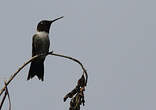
top-left (27, 60), bottom-right (44, 81)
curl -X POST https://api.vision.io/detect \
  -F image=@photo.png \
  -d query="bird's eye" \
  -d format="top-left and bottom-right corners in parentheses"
top-left (41, 22), bottom-right (43, 25)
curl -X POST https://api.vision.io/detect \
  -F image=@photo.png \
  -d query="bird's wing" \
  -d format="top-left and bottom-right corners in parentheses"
top-left (32, 34), bottom-right (50, 56)
top-left (32, 34), bottom-right (39, 56)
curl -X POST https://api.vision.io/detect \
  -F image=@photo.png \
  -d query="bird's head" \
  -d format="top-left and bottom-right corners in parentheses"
top-left (37, 16), bottom-right (64, 33)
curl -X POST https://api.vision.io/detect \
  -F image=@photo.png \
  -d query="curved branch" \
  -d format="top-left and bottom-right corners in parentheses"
top-left (49, 52), bottom-right (88, 86)
top-left (0, 51), bottom-right (88, 96)
top-left (0, 54), bottom-right (40, 96)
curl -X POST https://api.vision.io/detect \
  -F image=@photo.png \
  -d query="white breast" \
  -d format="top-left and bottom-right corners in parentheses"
top-left (36, 31), bottom-right (49, 38)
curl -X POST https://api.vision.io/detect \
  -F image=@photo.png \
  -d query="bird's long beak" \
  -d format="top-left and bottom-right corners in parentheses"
top-left (50, 16), bottom-right (64, 23)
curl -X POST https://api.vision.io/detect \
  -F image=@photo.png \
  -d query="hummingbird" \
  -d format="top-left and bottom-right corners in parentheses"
top-left (27, 16), bottom-right (64, 81)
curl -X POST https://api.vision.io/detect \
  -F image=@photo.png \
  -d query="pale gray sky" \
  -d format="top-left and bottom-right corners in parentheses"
top-left (0, 0), bottom-right (156, 110)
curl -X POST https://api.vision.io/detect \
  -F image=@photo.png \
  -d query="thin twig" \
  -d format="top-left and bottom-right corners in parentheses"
top-left (49, 52), bottom-right (88, 110)
top-left (0, 54), bottom-right (40, 96)
top-left (0, 51), bottom-right (88, 96)
top-left (0, 51), bottom-right (88, 110)
top-left (4, 82), bottom-right (11, 110)
top-left (0, 82), bottom-right (12, 110)
top-left (49, 52), bottom-right (88, 86)
top-left (0, 87), bottom-right (7, 110)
